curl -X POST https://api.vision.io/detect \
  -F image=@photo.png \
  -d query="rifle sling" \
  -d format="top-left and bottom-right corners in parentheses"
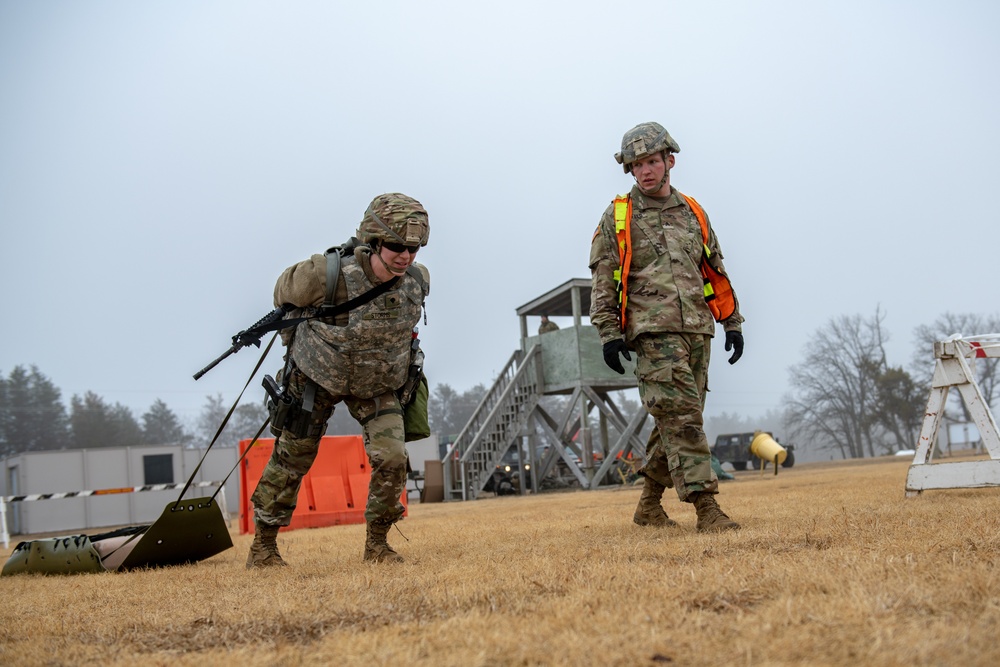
top-left (175, 332), bottom-right (278, 505)
top-left (249, 275), bottom-right (400, 337)
top-left (182, 267), bottom-right (406, 503)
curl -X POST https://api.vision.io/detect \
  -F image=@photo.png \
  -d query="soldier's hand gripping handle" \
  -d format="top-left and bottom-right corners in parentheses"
top-left (602, 339), bottom-right (631, 374)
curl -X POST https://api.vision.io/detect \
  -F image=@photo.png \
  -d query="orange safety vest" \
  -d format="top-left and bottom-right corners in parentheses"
top-left (611, 192), bottom-right (736, 331)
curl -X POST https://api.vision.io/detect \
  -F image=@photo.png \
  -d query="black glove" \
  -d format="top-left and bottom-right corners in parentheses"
top-left (602, 339), bottom-right (632, 374)
top-left (725, 330), bottom-right (744, 365)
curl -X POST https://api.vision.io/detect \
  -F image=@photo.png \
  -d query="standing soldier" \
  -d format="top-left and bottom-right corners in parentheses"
top-left (247, 193), bottom-right (430, 567)
top-left (538, 315), bottom-right (560, 334)
top-left (589, 123), bottom-right (744, 533)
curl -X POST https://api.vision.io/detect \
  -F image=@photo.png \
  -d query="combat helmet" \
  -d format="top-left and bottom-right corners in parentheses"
top-left (614, 122), bottom-right (681, 173)
top-left (356, 193), bottom-right (430, 248)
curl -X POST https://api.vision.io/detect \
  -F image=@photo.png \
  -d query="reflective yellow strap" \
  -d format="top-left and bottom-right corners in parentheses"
top-left (614, 199), bottom-right (628, 231)
top-left (703, 243), bottom-right (712, 259)
top-left (612, 194), bottom-right (631, 331)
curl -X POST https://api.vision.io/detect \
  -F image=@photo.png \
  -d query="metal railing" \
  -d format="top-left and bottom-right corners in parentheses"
top-left (442, 345), bottom-right (542, 500)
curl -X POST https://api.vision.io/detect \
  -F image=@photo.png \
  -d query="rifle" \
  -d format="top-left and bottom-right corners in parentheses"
top-left (193, 270), bottom-right (404, 381)
top-left (193, 306), bottom-right (287, 380)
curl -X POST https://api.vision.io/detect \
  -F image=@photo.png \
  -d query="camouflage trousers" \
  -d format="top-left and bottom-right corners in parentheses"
top-left (633, 332), bottom-right (718, 502)
top-left (250, 365), bottom-right (408, 527)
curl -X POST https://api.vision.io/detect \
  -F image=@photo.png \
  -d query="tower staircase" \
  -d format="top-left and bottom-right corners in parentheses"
top-left (441, 345), bottom-right (543, 500)
top-left (439, 278), bottom-right (650, 500)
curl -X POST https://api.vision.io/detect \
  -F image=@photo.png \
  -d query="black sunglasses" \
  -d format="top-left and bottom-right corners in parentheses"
top-left (382, 241), bottom-right (420, 254)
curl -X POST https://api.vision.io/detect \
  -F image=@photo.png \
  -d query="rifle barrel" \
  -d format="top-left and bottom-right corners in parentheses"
top-left (192, 305), bottom-right (286, 380)
top-left (193, 344), bottom-right (238, 381)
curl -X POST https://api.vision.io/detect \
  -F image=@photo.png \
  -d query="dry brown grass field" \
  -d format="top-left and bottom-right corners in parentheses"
top-left (2, 455), bottom-right (999, 667)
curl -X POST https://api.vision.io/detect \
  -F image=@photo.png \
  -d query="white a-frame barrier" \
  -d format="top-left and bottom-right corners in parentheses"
top-left (906, 334), bottom-right (1000, 496)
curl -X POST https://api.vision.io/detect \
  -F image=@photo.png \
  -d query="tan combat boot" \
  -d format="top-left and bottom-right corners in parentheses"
top-left (246, 523), bottom-right (287, 569)
top-left (692, 492), bottom-right (740, 532)
top-left (364, 520), bottom-right (404, 564)
top-left (633, 477), bottom-right (678, 527)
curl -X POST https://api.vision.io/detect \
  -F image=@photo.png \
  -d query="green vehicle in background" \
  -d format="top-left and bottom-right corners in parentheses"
top-left (713, 432), bottom-right (796, 471)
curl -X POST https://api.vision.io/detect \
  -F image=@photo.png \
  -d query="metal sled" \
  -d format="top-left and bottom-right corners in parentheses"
top-left (1, 496), bottom-right (232, 576)
top-left (116, 497), bottom-right (232, 570)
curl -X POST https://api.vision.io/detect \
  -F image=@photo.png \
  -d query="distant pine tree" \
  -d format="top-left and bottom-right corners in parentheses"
top-left (196, 393), bottom-right (268, 448)
top-left (141, 398), bottom-right (190, 445)
top-left (70, 391), bottom-right (142, 449)
top-left (1, 365), bottom-right (69, 456)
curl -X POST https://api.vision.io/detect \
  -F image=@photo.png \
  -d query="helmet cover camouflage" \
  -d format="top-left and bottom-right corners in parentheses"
top-left (356, 193), bottom-right (430, 247)
top-left (614, 122), bottom-right (681, 173)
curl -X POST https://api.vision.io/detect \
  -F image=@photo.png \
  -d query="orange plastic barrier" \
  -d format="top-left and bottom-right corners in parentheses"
top-left (238, 435), bottom-right (408, 534)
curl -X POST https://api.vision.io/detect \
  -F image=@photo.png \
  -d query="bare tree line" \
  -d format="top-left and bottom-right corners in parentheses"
top-left (785, 310), bottom-right (1000, 458)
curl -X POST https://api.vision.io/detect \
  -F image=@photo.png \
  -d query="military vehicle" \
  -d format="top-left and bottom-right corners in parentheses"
top-left (712, 432), bottom-right (795, 471)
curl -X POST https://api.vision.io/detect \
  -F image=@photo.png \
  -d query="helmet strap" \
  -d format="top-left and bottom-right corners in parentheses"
top-left (366, 207), bottom-right (407, 244)
top-left (635, 172), bottom-right (669, 196)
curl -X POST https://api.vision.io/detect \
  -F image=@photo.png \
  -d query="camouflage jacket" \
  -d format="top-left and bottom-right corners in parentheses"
top-left (274, 247), bottom-right (428, 399)
top-left (588, 185), bottom-right (742, 345)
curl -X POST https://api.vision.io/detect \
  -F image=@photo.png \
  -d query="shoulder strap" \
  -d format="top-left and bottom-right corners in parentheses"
top-left (251, 246), bottom-right (399, 340)
top-left (320, 276), bottom-right (398, 317)
top-left (324, 250), bottom-right (341, 307)
top-left (323, 238), bottom-right (357, 307)
top-left (678, 192), bottom-right (710, 246)
top-left (613, 194), bottom-right (632, 332)
top-left (405, 264), bottom-right (428, 296)
top-left (263, 277), bottom-right (400, 337)
top-left (677, 192), bottom-right (736, 322)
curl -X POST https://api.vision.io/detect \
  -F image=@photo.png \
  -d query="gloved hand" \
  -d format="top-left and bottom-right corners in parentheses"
top-left (725, 330), bottom-right (744, 365)
top-left (602, 339), bottom-right (632, 374)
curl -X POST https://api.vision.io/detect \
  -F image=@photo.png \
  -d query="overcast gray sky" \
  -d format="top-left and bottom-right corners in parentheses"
top-left (2, 1), bottom-right (998, 431)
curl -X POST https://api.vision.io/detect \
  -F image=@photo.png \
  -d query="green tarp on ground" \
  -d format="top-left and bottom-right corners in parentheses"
top-left (711, 455), bottom-right (735, 481)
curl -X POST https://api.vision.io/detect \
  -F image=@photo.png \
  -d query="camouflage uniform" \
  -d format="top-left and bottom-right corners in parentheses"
top-left (538, 317), bottom-right (559, 334)
top-left (589, 185), bottom-right (743, 502)
top-left (248, 193), bottom-right (429, 566)
top-left (251, 246), bottom-right (425, 526)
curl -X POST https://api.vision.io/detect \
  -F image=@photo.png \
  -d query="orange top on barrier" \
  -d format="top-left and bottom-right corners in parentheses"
top-left (238, 435), bottom-right (408, 534)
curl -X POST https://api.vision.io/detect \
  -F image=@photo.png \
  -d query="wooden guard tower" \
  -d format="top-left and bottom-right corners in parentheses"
top-left (441, 278), bottom-right (652, 500)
